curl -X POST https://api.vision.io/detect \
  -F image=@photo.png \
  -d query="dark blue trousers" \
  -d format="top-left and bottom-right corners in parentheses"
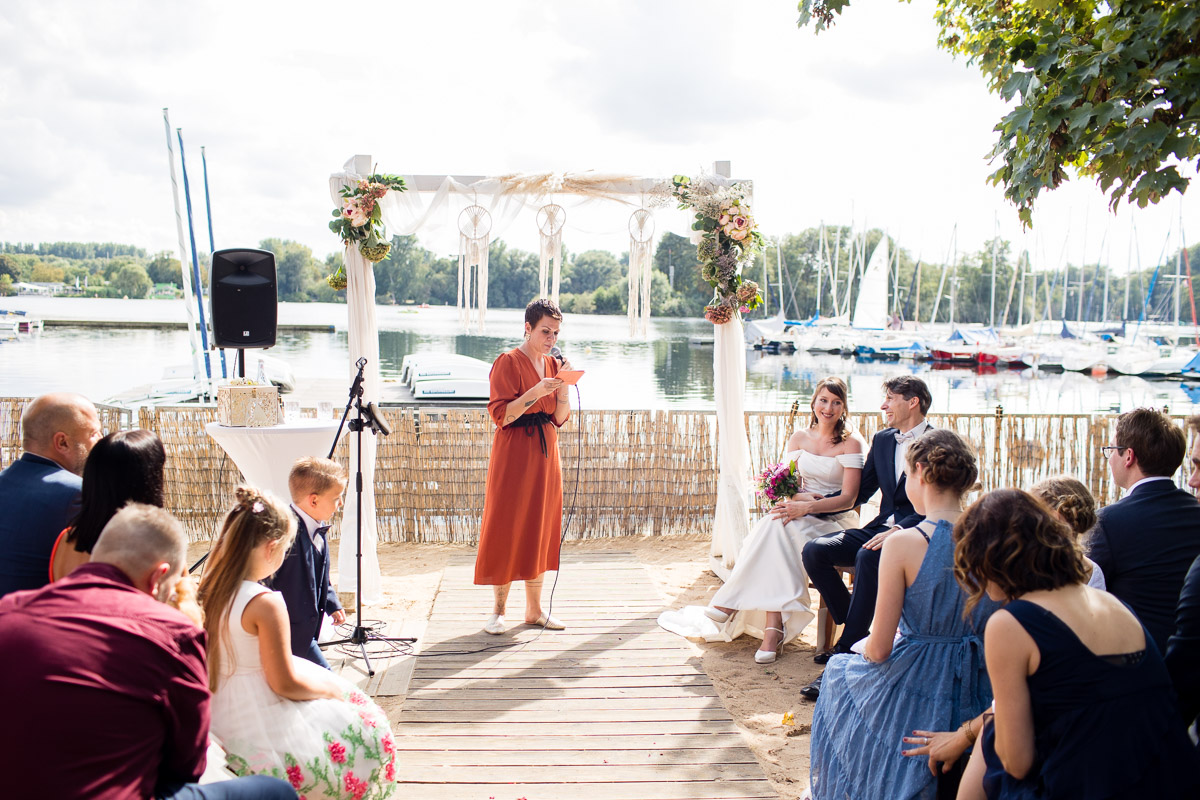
top-left (802, 524), bottom-right (884, 649)
top-left (299, 636), bottom-right (332, 670)
top-left (157, 775), bottom-right (296, 799)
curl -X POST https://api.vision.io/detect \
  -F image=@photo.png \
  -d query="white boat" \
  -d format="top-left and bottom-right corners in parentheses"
top-left (401, 352), bottom-right (490, 385)
top-left (410, 377), bottom-right (490, 400)
top-left (851, 239), bottom-right (889, 331)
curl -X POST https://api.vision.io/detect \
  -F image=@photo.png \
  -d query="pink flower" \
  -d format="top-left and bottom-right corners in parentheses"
top-left (729, 229), bottom-right (747, 241)
top-left (343, 772), bottom-right (368, 800)
top-left (382, 734), bottom-right (395, 756)
top-left (385, 760), bottom-right (396, 781)
top-left (359, 710), bottom-right (378, 727)
top-left (349, 692), bottom-right (368, 706)
top-left (328, 741), bottom-right (347, 764)
top-left (286, 765), bottom-right (304, 789)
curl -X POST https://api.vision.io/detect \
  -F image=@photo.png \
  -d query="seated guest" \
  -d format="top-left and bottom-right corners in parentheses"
top-left (1029, 476), bottom-right (1105, 589)
top-left (1088, 407), bottom-right (1200, 651)
top-left (50, 429), bottom-right (167, 582)
top-left (263, 456), bottom-right (348, 669)
top-left (0, 503), bottom-right (296, 799)
top-left (808, 430), bottom-right (998, 800)
top-left (1167, 553), bottom-right (1200, 751)
top-left (799, 375), bottom-right (932, 699)
top-left (955, 489), bottom-right (1200, 797)
top-left (658, 378), bottom-right (865, 664)
top-left (0, 392), bottom-right (102, 597)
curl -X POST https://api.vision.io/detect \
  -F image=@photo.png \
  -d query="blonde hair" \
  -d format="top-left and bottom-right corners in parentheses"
top-left (288, 456), bottom-right (348, 501)
top-left (197, 487), bottom-right (295, 691)
top-left (1030, 476), bottom-right (1097, 536)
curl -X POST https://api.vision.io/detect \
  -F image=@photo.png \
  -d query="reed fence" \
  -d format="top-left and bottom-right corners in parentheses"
top-left (0, 397), bottom-right (1189, 543)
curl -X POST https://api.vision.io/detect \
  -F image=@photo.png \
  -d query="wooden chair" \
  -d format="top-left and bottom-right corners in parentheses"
top-left (814, 567), bottom-right (855, 652)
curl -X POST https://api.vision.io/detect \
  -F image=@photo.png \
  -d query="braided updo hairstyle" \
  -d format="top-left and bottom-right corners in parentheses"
top-left (197, 486), bottom-right (296, 690)
top-left (1030, 476), bottom-right (1097, 536)
top-left (904, 428), bottom-right (978, 496)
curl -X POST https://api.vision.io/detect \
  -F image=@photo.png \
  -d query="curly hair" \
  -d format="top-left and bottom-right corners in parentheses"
top-left (953, 489), bottom-right (1090, 614)
top-left (808, 376), bottom-right (851, 443)
top-left (905, 428), bottom-right (977, 496)
top-left (1030, 476), bottom-right (1097, 536)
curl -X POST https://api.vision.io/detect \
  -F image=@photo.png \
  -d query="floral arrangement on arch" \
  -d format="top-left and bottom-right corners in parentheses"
top-left (327, 173), bottom-right (407, 289)
top-left (668, 174), bottom-right (764, 325)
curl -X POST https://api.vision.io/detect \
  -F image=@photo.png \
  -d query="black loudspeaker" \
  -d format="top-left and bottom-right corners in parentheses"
top-left (210, 248), bottom-right (277, 349)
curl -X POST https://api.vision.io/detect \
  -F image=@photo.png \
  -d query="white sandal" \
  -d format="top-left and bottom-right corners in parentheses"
top-left (483, 614), bottom-right (505, 635)
top-left (526, 613), bottom-right (565, 630)
top-left (755, 626), bottom-right (786, 664)
top-left (703, 606), bottom-right (732, 624)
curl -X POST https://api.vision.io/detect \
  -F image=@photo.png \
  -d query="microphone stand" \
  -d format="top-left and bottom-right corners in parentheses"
top-left (323, 357), bottom-right (415, 675)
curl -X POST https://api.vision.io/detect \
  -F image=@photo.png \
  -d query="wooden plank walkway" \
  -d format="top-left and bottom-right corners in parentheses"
top-left (393, 552), bottom-right (778, 800)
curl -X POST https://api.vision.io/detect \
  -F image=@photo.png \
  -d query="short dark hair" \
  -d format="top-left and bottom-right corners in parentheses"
top-left (525, 298), bottom-right (562, 329)
top-left (67, 429), bottom-right (166, 554)
top-left (954, 489), bottom-right (1090, 614)
top-left (882, 375), bottom-right (932, 415)
top-left (1114, 407), bottom-right (1186, 478)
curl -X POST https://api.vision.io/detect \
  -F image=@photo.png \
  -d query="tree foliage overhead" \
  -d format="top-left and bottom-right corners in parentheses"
top-left (798, 1), bottom-right (1200, 225)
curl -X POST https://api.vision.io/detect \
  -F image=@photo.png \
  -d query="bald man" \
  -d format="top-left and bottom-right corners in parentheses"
top-left (0, 392), bottom-right (102, 597)
top-left (0, 504), bottom-right (295, 800)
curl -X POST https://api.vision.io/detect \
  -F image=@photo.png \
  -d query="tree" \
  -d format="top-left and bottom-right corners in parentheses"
top-left (30, 262), bottom-right (65, 283)
top-left (0, 274), bottom-right (14, 296)
top-left (799, 1), bottom-right (1200, 225)
top-left (146, 251), bottom-right (182, 286)
top-left (0, 254), bottom-right (19, 281)
top-left (111, 263), bottom-right (152, 298)
top-left (564, 250), bottom-right (622, 294)
top-left (260, 238), bottom-right (320, 301)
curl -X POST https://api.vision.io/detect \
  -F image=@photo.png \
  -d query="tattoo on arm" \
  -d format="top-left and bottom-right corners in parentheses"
top-left (504, 414), bottom-right (516, 424)
top-left (524, 400), bottom-right (534, 407)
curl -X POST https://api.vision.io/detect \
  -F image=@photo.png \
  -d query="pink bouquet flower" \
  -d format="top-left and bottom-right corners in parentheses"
top-left (755, 460), bottom-right (802, 503)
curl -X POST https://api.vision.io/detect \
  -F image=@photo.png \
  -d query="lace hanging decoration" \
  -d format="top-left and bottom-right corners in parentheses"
top-left (457, 204), bottom-right (492, 333)
top-left (628, 208), bottom-right (655, 336)
top-left (537, 203), bottom-right (566, 304)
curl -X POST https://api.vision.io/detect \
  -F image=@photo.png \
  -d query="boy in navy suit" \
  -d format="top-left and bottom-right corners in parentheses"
top-left (266, 456), bottom-right (347, 669)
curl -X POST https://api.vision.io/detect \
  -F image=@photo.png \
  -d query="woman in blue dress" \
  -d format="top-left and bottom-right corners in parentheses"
top-left (809, 429), bottom-right (998, 800)
top-left (954, 489), bottom-right (1199, 799)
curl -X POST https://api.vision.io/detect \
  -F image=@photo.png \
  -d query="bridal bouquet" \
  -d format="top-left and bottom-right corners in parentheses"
top-left (756, 459), bottom-right (802, 504)
top-left (666, 174), bottom-right (764, 325)
top-left (327, 173), bottom-right (407, 286)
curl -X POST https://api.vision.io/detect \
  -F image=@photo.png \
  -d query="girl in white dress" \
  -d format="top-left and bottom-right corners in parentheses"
top-left (199, 487), bottom-right (397, 800)
top-left (659, 377), bottom-right (865, 664)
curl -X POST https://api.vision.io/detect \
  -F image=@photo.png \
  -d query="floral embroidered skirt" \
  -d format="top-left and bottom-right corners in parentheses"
top-left (211, 657), bottom-right (397, 800)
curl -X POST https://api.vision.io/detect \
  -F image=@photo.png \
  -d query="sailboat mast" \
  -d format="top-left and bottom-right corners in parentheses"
top-left (831, 224), bottom-right (841, 317)
top-left (816, 223), bottom-right (824, 318)
top-left (990, 215), bottom-right (998, 328)
top-left (176, 128), bottom-right (214, 394)
top-left (930, 224), bottom-right (954, 324)
top-left (1077, 209), bottom-right (1088, 324)
top-left (161, 109), bottom-right (204, 391)
top-left (200, 146), bottom-right (228, 380)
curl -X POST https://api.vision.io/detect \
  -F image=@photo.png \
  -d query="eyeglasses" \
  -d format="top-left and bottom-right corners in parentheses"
top-left (1101, 445), bottom-right (1127, 459)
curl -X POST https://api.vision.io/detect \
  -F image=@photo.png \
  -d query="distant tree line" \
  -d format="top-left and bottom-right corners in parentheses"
top-left (3, 235), bottom-right (1197, 327)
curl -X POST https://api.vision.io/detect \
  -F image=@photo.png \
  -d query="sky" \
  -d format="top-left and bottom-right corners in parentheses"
top-left (0, 0), bottom-right (1195, 275)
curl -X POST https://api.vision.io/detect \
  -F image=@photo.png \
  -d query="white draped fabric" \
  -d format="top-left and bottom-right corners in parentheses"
top-left (710, 317), bottom-right (752, 579)
top-left (328, 157), bottom-right (383, 605)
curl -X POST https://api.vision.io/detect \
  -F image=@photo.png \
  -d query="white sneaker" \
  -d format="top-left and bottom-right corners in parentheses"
top-left (483, 614), bottom-right (505, 635)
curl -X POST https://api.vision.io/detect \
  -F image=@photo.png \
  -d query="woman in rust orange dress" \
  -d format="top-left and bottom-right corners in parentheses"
top-left (475, 298), bottom-right (572, 635)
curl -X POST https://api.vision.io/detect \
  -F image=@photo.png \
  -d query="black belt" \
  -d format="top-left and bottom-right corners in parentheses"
top-left (507, 411), bottom-right (554, 457)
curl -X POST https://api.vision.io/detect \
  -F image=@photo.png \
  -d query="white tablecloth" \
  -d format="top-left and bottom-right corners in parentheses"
top-left (205, 420), bottom-right (343, 504)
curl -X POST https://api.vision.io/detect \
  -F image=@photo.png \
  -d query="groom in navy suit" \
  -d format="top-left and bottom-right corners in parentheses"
top-left (800, 376), bottom-right (932, 697)
top-left (1089, 407), bottom-right (1200, 653)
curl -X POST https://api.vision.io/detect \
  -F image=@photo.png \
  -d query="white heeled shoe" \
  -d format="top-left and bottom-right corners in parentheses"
top-left (755, 626), bottom-right (786, 664)
top-left (703, 606), bottom-right (732, 624)
top-left (483, 614), bottom-right (505, 635)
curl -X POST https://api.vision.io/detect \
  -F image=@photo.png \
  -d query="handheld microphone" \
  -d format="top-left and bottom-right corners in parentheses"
top-left (550, 346), bottom-right (565, 365)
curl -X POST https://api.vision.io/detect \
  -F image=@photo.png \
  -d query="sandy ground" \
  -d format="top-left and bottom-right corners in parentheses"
top-left (187, 534), bottom-right (820, 799)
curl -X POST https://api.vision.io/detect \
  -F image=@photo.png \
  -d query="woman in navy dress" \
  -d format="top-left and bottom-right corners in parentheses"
top-left (954, 489), bottom-right (1199, 799)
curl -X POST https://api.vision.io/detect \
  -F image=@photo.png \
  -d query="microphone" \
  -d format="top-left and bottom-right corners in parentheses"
top-left (550, 346), bottom-right (565, 365)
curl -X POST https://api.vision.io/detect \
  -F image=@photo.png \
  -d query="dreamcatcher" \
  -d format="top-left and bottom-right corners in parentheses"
top-left (537, 203), bottom-right (566, 304)
top-left (457, 204), bottom-right (491, 332)
top-left (628, 208), bottom-right (655, 336)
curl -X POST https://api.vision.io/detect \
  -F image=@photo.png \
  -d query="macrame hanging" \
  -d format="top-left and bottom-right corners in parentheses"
top-left (628, 208), bottom-right (655, 336)
top-left (457, 204), bottom-right (491, 333)
top-left (537, 203), bottom-right (566, 304)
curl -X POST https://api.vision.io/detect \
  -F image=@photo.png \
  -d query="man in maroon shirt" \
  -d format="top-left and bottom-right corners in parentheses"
top-left (0, 504), bottom-right (294, 800)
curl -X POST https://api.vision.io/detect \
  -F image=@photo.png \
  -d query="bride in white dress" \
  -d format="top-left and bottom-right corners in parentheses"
top-left (659, 377), bottom-right (865, 664)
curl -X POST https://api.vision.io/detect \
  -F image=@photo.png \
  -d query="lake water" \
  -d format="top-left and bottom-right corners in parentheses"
top-left (2, 297), bottom-right (1198, 415)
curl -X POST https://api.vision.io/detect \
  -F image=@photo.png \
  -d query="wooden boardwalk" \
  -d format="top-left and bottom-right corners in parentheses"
top-left (393, 552), bottom-right (778, 800)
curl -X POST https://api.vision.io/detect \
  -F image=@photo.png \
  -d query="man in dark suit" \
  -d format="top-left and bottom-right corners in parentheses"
top-left (799, 375), bottom-right (931, 698)
top-left (1089, 407), bottom-right (1200, 653)
top-left (0, 393), bottom-right (102, 598)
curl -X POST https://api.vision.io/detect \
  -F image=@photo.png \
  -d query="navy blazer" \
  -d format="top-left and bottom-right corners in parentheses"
top-left (1088, 479), bottom-right (1200, 653)
top-left (853, 426), bottom-right (926, 533)
top-left (0, 453), bottom-right (82, 598)
top-left (1166, 553), bottom-right (1200, 740)
top-left (264, 508), bottom-right (342, 656)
